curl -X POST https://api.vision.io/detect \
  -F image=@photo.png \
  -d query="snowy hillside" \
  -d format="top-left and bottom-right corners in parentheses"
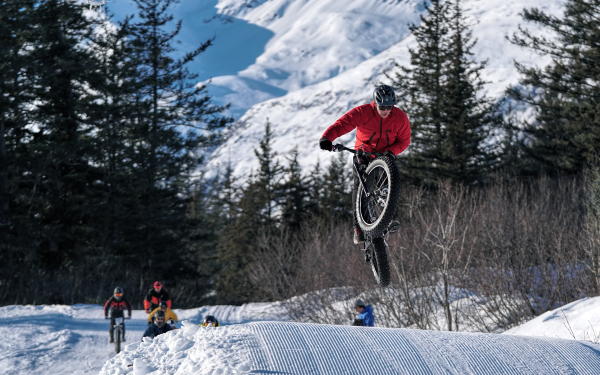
top-left (203, 0), bottom-right (565, 179)
top-left (506, 297), bottom-right (600, 342)
top-left (4, 296), bottom-right (600, 374)
top-left (105, 0), bottom-right (566, 178)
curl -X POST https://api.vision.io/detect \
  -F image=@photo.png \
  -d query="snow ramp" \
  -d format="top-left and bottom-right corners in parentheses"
top-left (100, 321), bottom-right (600, 375)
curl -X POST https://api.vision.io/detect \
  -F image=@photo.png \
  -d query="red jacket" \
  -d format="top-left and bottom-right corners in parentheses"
top-left (321, 102), bottom-right (411, 155)
top-left (143, 288), bottom-right (172, 311)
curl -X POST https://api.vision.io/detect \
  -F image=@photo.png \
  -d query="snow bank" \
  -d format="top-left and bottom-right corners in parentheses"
top-left (101, 321), bottom-right (600, 375)
top-left (506, 296), bottom-right (600, 342)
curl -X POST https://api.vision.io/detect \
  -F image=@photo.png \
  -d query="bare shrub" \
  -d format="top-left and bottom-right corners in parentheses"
top-left (251, 174), bottom-right (594, 333)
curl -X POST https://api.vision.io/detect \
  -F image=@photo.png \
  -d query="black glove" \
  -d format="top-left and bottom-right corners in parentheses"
top-left (319, 138), bottom-right (332, 151)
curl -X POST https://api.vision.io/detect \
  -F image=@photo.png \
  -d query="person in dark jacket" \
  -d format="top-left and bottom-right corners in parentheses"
top-left (103, 286), bottom-right (132, 343)
top-left (320, 85), bottom-right (411, 244)
top-left (143, 281), bottom-right (172, 313)
top-left (143, 310), bottom-right (174, 339)
top-left (352, 299), bottom-right (375, 327)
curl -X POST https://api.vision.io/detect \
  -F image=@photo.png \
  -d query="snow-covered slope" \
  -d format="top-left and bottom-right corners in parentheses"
top-left (206, 0), bottom-right (425, 116)
top-left (4, 296), bottom-right (600, 374)
top-left (505, 297), bottom-right (600, 342)
top-left (203, 0), bottom-right (565, 179)
top-left (101, 321), bottom-right (600, 374)
top-left (0, 302), bottom-right (288, 375)
top-left (105, 0), bottom-right (566, 178)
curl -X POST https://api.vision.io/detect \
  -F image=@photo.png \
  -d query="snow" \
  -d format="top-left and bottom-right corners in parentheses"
top-left (101, 321), bottom-right (600, 374)
top-left (104, 0), bottom-right (567, 178)
top-left (505, 297), bottom-right (600, 342)
top-left (4, 296), bottom-right (600, 374)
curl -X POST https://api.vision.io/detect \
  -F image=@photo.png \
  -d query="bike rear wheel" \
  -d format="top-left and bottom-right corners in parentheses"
top-left (368, 237), bottom-right (390, 287)
top-left (356, 155), bottom-right (400, 237)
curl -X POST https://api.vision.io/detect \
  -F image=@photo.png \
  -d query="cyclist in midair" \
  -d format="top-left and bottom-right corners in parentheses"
top-left (103, 286), bottom-right (132, 343)
top-left (319, 84), bottom-right (411, 244)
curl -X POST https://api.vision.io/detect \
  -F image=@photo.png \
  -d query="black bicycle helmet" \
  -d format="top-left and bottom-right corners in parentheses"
top-left (113, 287), bottom-right (124, 299)
top-left (373, 85), bottom-right (396, 107)
top-left (202, 315), bottom-right (219, 327)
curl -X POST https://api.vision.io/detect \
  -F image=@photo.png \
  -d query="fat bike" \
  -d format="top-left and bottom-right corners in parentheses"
top-left (333, 144), bottom-right (401, 287)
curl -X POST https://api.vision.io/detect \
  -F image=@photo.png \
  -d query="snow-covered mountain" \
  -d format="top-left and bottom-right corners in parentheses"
top-left (202, 0), bottom-right (565, 179)
top-left (106, 0), bottom-right (565, 179)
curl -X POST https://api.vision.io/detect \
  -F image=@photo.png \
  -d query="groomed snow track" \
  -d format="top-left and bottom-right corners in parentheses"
top-left (102, 321), bottom-right (600, 374)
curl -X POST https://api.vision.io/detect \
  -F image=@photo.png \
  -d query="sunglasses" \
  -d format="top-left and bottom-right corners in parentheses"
top-left (114, 293), bottom-right (123, 297)
top-left (378, 105), bottom-right (393, 111)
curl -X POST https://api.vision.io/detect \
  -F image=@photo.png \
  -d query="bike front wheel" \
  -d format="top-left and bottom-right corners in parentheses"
top-left (356, 155), bottom-right (400, 237)
top-left (115, 327), bottom-right (121, 354)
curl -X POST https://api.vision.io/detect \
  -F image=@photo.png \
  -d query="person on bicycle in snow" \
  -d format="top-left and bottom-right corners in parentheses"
top-left (103, 286), bottom-right (132, 343)
top-left (319, 84), bottom-right (411, 244)
top-left (143, 281), bottom-right (172, 313)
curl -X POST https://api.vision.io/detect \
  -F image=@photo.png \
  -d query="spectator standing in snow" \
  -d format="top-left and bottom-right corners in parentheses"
top-left (143, 280), bottom-right (172, 313)
top-left (143, 310), bottom-right (174, 339)
top-left (352, 299), bottom-right (375, 327)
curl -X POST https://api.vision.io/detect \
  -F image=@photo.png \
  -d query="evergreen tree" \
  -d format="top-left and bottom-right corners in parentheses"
top-left (391, 0), bottom-right (499, 185)
top-left (508, 0), bottom-right (600, 174)
top-left (26, 0), bottom-right (102, 275)
top-left (305, 160), bottom-right (325, 219)
top-left (0, 0), bottom-right (38, 301)
top-left (320, 152), bottom-right (352, 220)
top-left (215, 122), bottom-right (283, 304)
top-left (442, 0), bottom-right (499, 183)
top-left (122, 0), bottom-right (232, 283)
top-left (252, 121), bottom-right (284, 227)
top-left (88, 16), bottom-right (142, 273)
top-left (280, 149), bottom-right (310, 231)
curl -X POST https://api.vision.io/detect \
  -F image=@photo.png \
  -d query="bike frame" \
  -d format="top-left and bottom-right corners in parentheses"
top-left (333, 144), bottom-right (382, 200)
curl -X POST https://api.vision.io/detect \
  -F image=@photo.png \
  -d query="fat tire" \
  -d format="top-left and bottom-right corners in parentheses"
top-left (115, 327), bottom-right (121, 354)
top-left (370, 237), bottom-right (390, 286)
top-left (356, 155), bottom-right (400, 237)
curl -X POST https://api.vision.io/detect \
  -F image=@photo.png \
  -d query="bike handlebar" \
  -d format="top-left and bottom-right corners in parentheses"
top-left (332, 144), bottom-right (383, 157)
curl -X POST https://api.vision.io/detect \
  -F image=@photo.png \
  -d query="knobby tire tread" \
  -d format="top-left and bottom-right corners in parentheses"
top-left (371, 237), bottom-right (390, 287)
top-left (356, 155), bottom-right (401, 237)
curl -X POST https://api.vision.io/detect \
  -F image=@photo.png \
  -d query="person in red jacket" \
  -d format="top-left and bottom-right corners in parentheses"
top-left (143, 281), bottom-right (172, 313)
top-left (103, 286), bottom-right (132, 343)
top-left (319, 84), bottom-right (411, 244)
